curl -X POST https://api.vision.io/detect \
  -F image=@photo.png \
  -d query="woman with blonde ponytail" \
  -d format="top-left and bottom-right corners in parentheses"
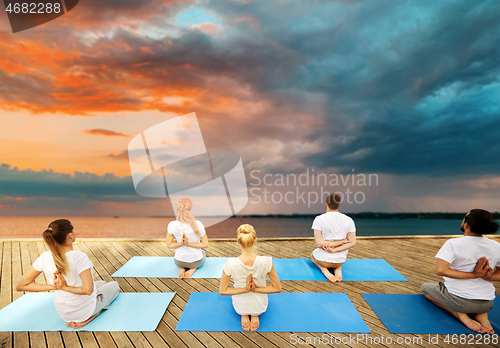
top-left (166, 198), bottom-right (209, 279)
top-left (16, 219), bottom-right (120, 329)
top-left (219, 224), bottom-right (281, 332)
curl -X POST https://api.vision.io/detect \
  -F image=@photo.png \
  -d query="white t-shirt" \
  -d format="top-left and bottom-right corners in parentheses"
top-left (168, 220), bottom-right (206, 263)
top-left (436, 236), bottom-right (500, 300)
top-left (312, 212), bottom-right (356, 263)
top-left (223, 256), bottom-right (273, 316)
top-left (33, 250), bottom-right (97, 322)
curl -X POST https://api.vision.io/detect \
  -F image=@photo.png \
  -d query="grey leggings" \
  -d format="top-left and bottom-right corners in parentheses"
top-left (174, 250), bottom-right (206, 269)
top-left (92, 281), bottom-right (120, 316)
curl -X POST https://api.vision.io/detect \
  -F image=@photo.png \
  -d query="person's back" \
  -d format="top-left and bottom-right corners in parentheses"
top-left (421, 209), bottom-right (500, 334)
top-left (34, 249), bottom-right (97, 322)
top-left (312, 211), bottom-right (355, 262)
top-left (223, 255), bottom-right (272, 315)
top-left (219, 224), bottom-right (281, 331)
top-left (168, 220), bottom-right (206, 262)
top-left (310, 193), bottom-right (356, 283)
top-left (16, 219), bottom-right (120, 329)
top-left (166, 198), bottom-right (209, 279)
top-left (437, 236), bottom-right (500, 300)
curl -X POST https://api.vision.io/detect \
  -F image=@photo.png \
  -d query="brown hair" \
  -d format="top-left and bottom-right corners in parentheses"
top-left (326, 193), bottom-right (342, 210)
top-left (464, 209), bottom-right (499, 235)
top-left (237, 224), bottom-right (256, 248)
top-left (42, 219), bottom-right (73, 275)
top-left (176, 198), bottom-right (200, 236)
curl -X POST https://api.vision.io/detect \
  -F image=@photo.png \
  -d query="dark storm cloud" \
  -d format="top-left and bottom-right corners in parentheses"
top-left (206, 0), bottom-right (500, 176)
top-left (1, 0), bottom-right (499, 178)
top-left (0, 163), bottom-right (141, 201)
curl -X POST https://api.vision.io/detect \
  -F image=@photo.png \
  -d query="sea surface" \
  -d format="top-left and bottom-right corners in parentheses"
top-left (0, 216), bottom-right (465, 239)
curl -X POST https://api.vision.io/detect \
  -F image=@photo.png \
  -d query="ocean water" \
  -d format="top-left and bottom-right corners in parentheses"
top-left (0, 216), bottom-right (465, 239)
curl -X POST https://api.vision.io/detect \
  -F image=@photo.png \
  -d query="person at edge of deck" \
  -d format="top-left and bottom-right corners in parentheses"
top-left (219, 224), bottom-right (282, 332)
top-left (310, 193), bottom-right (356, 283)
top-left (16, 219), bottom-right (120, 329)
top-left (166, 198), bottom-right (209, 279)
top-left (421, 209), bottom-right (500, 334)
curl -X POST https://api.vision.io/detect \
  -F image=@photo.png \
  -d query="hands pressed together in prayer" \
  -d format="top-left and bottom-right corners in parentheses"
top-left (53, 271), bottom-right (68, 291)
top-left (473, 257), bottom-right (495, 280)
top-left (181, 233), bottom-right (188, 245)
top-left (244, 274), bottom-right (256, 293)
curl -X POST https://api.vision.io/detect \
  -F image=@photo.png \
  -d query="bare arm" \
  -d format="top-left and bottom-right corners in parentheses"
top-left (219, 271), bottom-right (251, 295)
top-left (482, 268), bottom-right (500, 281)
top-left (313, 229), bottom-right (349, 249)
top-left (186, 234), bottom-right (209, 249)
top-left (435, 257), bottom-right (491, 279)
top-left (54, 269), bottom-right (94, 295)
top-left (326, 239), bottom-right (349, 247)
top-left (16, 266), bottom-right (56, 292)
top-left (313, 229), bottom-right (326, 248)
top-left (166, 232), bottom-right (183, 249)
top-left (323, 232), bottom-right (356, 253)
top-left (253, 265), bottom-right (282, 294)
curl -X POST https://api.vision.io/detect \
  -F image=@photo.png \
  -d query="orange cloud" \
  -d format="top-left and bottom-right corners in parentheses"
top-left (83, 129), bottom-right (129, 137)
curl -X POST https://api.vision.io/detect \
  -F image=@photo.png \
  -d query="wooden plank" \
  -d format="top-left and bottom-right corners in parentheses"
top-left (61, 332), bottom-right (83, 348)
top-left (45, 332), bottom-right (64, 348)
top-left (0, 242), bottom-right (12, 348)
top-left (10, 242), bottom-right (29, 348)
top-left (23, 241), bottom-right (48, 348)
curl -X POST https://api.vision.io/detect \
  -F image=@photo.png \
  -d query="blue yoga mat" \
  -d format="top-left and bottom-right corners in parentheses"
top-left (113, 257), bottom-right (406, 281)
top-left (362, 294), bottom-right (500, 334)
top-left (176, 292), bottom-right (371, 332)
top-left (112, 256), bottom-right (229, 278)
top-left (273, 258), bottom-right (407, 281)
top-left (0, 292), bottom-right (175, 332)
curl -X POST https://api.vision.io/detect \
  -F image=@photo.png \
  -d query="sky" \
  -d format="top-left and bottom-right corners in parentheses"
top-left (0, 0), bottom-right (499, 216)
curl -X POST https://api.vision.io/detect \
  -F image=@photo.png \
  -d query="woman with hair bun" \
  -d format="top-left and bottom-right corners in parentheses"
top-left (16, 219), bottom-right (120, 329)
top-left (421, 209), bottom-right (500, 334)
top-left (219, 224), bottom-right (281, 331)
top-left (166, 198), bottom-right (209, 279)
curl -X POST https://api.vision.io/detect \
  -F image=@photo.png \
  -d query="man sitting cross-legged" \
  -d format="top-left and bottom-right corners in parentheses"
top-left (310, 193), bottom-right (356, 283)
top-left (421, 209), bottom-right (500, 334)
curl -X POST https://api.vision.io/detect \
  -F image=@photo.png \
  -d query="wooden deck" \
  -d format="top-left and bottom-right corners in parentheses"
top-left (1, 237), bottom-right (499, 348)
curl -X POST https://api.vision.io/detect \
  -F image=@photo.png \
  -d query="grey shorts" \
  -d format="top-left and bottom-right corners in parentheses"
top-left (421, 282), bottom-right (494, 314)
top-left (174, 250), bottom-right (206, 269)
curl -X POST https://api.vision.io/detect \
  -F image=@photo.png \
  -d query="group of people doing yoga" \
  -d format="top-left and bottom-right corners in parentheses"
top-left (15, 194), bottom-right (500, 333)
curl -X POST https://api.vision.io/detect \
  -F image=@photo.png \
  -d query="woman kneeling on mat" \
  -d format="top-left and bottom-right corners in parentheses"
top-left (166, 198), bottom-right (208, 279)
top-left (421, 209), bottom-right (500, 334)
top-left (16, 219), bottom-right (120, 329)
top-left (219, 224), bottom-right (281, 331)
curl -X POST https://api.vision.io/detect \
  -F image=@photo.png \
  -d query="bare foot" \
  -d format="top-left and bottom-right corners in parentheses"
top-left (334, 266), bottom-right (342, 282)
top-left (70, 313), bottom-right (99, 329)
top-left (178, 268), bottom-right (186, 279)
top-left (241, 315), bottom-right (250, 331)
top-left (66, 322), bottom-right (75, 328)
top-left (183, 268), bottom-right (196, 279)
top-left (456, 312), bottom-right (485, 333)
top-left (473, 313), bottom-right (495, 334)
top-left (250, 316), bottom-right (259, 332)
top-left (321, 267), bottom-right (337, 283)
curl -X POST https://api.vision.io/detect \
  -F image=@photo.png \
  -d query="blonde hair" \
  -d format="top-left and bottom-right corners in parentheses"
top-left (42, 219), bottom-right (73, 275)
top-left (176, 198), bottom-right (200, 236)
top-left (237, 224), bottom-right (256, 248)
